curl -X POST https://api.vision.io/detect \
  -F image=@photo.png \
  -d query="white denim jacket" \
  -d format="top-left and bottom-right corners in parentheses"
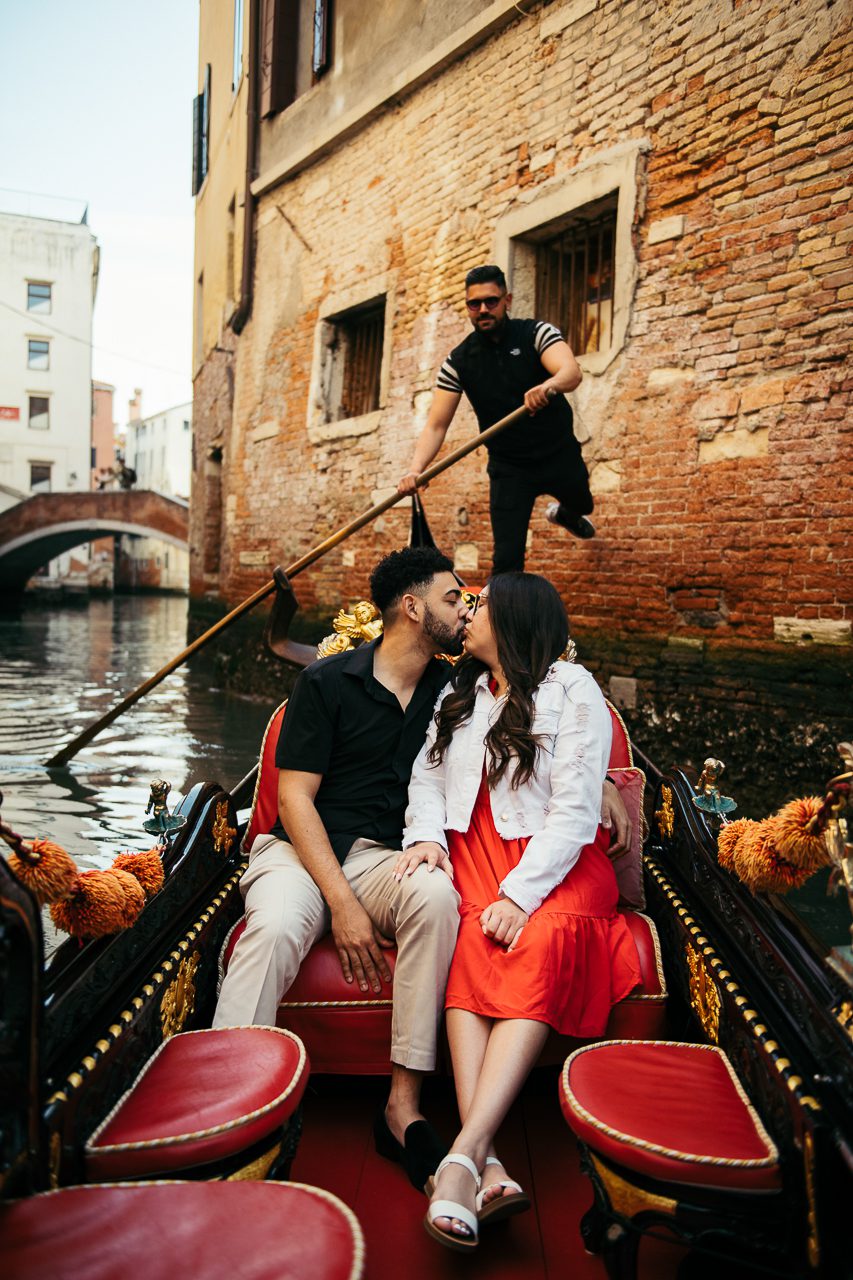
top-left (402, 662), bottom-right (612, 916)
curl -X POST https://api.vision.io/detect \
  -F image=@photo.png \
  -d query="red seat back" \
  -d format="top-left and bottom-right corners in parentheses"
top-left (242, 701), bottom-right (287, 852)
top-left (606, 700), bottom-right (632, 768)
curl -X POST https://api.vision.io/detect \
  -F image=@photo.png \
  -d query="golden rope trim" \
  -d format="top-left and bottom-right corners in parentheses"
top-left (561, 1039), bottom-right (780, 1169)
top-left (644, 856), bottom-right (821, 1109)
top-left (85, 1027), bottom-right (308, 1156)
top-left (241, 700), bottom-right (289, 853)
top-left (279, 998), bottom-right (393, 1008)
top-left (48, 865), bottom-right (247, 1106)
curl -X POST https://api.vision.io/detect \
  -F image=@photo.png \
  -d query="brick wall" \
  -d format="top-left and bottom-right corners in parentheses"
top-left (197, 0), bottom-right (851, 670)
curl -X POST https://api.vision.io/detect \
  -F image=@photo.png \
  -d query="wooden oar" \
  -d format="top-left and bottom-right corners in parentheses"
top-left (46, 401), bottom-right (533, 767)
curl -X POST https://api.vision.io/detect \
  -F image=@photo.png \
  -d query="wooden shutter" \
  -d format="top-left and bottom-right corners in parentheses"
top-left (191, 92), bottom-right (202, 194)
top-left (260, 0), bottom-right (300, 118)
top-left (191, 65), bottom-right (211, 195)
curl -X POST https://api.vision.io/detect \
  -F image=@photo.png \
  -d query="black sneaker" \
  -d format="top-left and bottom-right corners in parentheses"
top-left (545, 502), bottom-right (595, 539)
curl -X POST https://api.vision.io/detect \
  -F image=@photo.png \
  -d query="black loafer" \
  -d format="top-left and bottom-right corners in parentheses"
top-left (374, 1109), bottom-right (448, 1191)
top-left (545, 502), bottom-right (596, 539)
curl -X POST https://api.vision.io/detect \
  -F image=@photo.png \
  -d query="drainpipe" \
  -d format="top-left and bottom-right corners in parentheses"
top-left (231, 0), bottom-right (260, 335)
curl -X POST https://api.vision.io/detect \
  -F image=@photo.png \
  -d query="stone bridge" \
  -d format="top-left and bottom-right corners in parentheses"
top-left (0, 490), bottom-right (189, 593)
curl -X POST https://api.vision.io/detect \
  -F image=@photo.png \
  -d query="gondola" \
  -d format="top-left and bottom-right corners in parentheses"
top-left (2, 578), bottom-right (851, 1277)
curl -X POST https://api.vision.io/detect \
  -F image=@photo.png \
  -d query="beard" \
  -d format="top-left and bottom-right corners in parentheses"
top-left (422, 603), bottom-right (464, 656)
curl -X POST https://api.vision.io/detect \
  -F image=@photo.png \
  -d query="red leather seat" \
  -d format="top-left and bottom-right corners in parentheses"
top-left (560, 1040), bottom-right (781, 1192)
top-left (0, 1181), bottom-right (364, 1280)
top-left (228, 693), bottom-right (665, 1073)
top-left (85, 1026), bottom-right (308, 1181)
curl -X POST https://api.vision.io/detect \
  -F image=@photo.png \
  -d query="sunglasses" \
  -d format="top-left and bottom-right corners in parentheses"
top-left (465, 295), bottom-right (504, 312)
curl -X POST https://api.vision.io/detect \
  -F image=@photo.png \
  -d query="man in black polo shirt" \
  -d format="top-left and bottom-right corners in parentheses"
top-left (398, 264), bottom-right (594, 574)
top-left (214, 546), bottom-right (467, 1191)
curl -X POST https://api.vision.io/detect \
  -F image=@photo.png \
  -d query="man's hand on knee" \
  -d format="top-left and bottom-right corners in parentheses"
top-left (331, 899), bottom-right (394, 993)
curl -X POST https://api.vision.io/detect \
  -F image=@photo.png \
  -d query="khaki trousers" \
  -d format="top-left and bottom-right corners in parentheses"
top-left (213, 834), bottom-right (460, 1072)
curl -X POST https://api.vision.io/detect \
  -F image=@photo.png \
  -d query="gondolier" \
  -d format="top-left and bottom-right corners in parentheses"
top-left (398, 264), bottom-right (594, 574)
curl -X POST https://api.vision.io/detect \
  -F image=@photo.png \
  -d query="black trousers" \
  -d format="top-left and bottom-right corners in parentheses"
top-left (488, 443), bottom-right (593, 575)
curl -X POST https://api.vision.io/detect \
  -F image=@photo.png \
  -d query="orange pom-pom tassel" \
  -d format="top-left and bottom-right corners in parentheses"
top-left (50, 868), bottom-right (143, 940)
top-left (111, 848), bottom-right (164, 899)
top-left (766, 797), bottom-right (829, 873)
top-left (108, 868), bottom-right (146, 928)
top-left (8, 838), bottom-right (78, 905)
top-left (717, 819), bottom-right (755, 872)
top-left (731, 820), bottom-right (812, 895)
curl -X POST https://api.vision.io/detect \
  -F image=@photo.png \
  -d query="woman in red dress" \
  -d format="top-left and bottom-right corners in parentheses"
top-left (396, 572), bottom-right (641, 1251)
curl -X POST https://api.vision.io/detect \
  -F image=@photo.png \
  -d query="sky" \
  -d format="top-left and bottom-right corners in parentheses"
top-left (0, 0), bottom-right (200, 426)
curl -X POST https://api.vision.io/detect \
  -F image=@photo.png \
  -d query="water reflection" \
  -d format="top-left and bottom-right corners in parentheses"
top-left (0, 596), bottom-right (272, 872)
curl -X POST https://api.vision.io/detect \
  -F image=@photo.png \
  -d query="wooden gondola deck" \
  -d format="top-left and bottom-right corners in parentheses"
top-left (293, 1073), bottom-right (686, 1279)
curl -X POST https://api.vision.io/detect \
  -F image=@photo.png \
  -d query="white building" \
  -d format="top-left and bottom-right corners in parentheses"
top-left (119, 394), bottom-right (191, 591)
top-left (0, 211), bottom-right (99, 499)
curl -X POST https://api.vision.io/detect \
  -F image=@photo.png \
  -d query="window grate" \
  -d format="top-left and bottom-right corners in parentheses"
top-left (535, 208), bottom-right (616, 356)
top-left (339, 304), bottom-right (384, 420)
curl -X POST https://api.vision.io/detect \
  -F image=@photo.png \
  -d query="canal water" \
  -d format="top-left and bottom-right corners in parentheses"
top-left (0, 595), bottom-right (274, 871)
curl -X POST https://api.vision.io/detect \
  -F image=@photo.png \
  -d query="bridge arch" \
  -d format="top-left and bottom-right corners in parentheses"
top-left (0, 491), bottom-right (189, 594)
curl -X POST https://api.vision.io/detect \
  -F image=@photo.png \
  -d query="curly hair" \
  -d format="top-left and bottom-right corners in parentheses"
top-left (429, 572), bottom-right (569, 788)
top-left (369, 546), bottom-right (456, 618)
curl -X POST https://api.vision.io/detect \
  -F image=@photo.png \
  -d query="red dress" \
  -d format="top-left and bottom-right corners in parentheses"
top-left (444, 772), bottom-right (642, 1037)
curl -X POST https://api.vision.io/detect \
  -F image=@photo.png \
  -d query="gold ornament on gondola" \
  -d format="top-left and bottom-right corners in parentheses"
top-left (316, 601), bottom-right (384, 657)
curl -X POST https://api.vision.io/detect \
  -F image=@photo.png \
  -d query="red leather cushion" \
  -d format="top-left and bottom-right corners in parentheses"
top-left (85, 1027), bottom-right (308, 1180)
top-left (243, 701), bottom-right (288, 853)
top-left (560, 1040), bottom-right (781, 1192)
top-left (285, 933), bottom-right (396, 1003)
top-left (0, 1182), bottom-right (363, 1280)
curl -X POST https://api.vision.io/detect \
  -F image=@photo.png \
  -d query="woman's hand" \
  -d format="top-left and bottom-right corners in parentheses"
top-left (601, 778), bottom-right (632, 859)
top-left (393, 842), bottom-right (453, 881)
top-left (480, 897), bottom-right (529, 950)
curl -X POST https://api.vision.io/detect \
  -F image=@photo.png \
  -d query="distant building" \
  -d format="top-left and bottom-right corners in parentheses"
top-left (117, 392), bottom-right (192, 591)
top-left (91, 380), bottom-right (116, 486)
top-left (89, 380), bottom-right (118, 589)
top-left (0, 211), bottom-right (99, 501)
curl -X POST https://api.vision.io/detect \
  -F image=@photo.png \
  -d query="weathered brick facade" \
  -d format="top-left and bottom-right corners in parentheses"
top-left (192, 0), bottom-right (851, 794)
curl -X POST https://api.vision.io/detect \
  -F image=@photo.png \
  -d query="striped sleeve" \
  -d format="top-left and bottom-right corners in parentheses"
top-left (533, 321), bottom-right (564, 354)
top-left (436, 357), bottom-right (463, 394)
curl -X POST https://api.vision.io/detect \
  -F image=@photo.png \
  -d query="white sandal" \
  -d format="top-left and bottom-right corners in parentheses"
top-left (476, 1155), bottom-right (531, 1225)
top-left (423, 1153), bottom-right (481, 1252)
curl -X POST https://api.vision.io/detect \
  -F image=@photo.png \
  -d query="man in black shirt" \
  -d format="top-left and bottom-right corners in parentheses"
top-left (214, 546), bottom-right (467, 1190)
top-left (398, 264), bottom-right (594, 574)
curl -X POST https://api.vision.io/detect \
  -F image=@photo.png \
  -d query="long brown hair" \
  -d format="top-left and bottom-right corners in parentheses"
top-left (429, 572), bottom-right (569, 788)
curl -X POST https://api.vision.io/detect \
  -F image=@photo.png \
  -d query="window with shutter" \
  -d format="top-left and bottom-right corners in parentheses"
top-left (191, 65), bottom-right (211, 195)
top-left (260, 0), bottom-right (300, 117)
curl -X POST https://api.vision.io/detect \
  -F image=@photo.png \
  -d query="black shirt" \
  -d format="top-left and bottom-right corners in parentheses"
top-left (274, 639), bottom-right (451, 862)
top-left (437, 317), bottom-right (576, 465)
